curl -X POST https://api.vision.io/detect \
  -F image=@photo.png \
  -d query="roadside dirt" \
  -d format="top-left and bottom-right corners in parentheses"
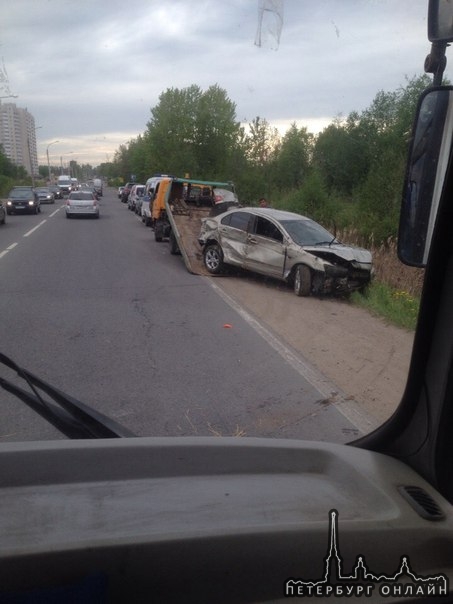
top-left (213, 272), bottom-right (414, 430)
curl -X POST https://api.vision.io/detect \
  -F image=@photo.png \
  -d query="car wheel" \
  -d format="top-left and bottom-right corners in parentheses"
top-left (204, 244), bottom-right (225, 274)
top-left (169, 230), bottom-right (180, 255)
top-left (294, 265), bottom-right (312, 297)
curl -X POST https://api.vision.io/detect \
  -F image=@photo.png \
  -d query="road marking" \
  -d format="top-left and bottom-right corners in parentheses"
top-left (208, 279), bottom-right (380, 435)
top-left (0, 242), bottom-right (18, 259)
top-left (23, 220), bottom-right (46, 237)
top-left (1, 208), bottom-right (60, 260)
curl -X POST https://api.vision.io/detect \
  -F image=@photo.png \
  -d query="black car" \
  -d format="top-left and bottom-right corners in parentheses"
top-left (48, 184), bottom-right (63, 200)
top-left (5, 187), bottom-right (40, 215)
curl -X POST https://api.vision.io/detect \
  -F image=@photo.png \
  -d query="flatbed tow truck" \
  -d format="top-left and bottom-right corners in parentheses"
top-left (151, 177), bottom-right (238, 275)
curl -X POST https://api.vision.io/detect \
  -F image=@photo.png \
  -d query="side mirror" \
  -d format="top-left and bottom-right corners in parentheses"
top-left (398, 87), bottom-right (453, 267)
top-left (428, 0), bottom-right (453, 42)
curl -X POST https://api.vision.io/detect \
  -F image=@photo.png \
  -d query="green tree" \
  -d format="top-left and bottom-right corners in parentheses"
top-left (274, 123), bottom-right (312, 191)
top-left (313, 115), bottom-right (370, 195)
top-left (113, 143), bottom-right (134, 183)
top-left (244, 116), bottom-right (280, 167)
top-left (144, 84), bottom-right (241, 180)
top-left (241, 117), bottom-right (280, 199)
top-left (145, 85), bottom-right (202, 176)
top-left (193, 84), bottom-right (242, 179)
top-left (354, 75), bottom-right (433, 240)
top-left (0, 145), bottom-right (28, 194)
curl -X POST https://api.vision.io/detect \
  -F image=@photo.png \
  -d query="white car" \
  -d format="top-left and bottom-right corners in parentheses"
top-left (141, 195), bottom-right (152, 226)
top-left (199, 207), bottom-right (373, 296)
top-left (65, 191), bottom-right (99, 219)
top-left (128, 184), bottom-right (145, 212)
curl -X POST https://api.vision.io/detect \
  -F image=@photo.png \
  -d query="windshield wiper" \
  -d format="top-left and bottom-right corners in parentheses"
top-left (0, 352), bottom-right (135, 439)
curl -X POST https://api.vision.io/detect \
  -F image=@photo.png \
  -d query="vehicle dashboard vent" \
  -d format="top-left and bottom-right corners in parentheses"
top-left (398, 485), bottom-right (445, 521)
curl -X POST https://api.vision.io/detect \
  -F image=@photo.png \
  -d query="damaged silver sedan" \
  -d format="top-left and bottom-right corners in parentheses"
top-left (199, 207), bottom-right (373, 296)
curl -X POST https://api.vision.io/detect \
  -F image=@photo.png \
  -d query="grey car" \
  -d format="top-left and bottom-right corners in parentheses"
top-left (65, 191), bottom-right (99, 218)
top-left (35, 187), bottom-right (55, 204)
top-left (199, 207), bottom-right (373, 296)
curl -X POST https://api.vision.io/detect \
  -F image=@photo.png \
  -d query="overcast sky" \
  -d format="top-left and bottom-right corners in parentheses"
top-left (0, 0), bottom-right (442, 168)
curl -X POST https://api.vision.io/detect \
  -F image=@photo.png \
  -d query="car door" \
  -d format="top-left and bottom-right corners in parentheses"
top-left (244, 215), bottom-right (287, 278)
top-left (217, 211), bottom-right (253, 266)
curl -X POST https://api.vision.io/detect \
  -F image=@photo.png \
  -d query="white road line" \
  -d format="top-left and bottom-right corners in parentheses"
top-left (23, 220), bottom-right (46, 237)
top-left (1, 207), bottom-right (60, 259)
top-left (208, 278), bottom-right (380, 435)
top-left (0, 243), bottom-right (17, 259)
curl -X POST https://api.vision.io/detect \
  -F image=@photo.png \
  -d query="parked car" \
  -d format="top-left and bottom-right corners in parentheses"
top-left (34, 187), bottom-right (55, 204)
top-left (199, 207), bottom-right (373, 296)
top-left (127, 184), bottom-right (145, 212)
top-left (141, 195), bottom-right (152, 226)
top-left (135, 189), bottom-right (148, 216)
top-left (48, 184), bottom-right (63, 200)
top-left (65, 191), bottom-right (99, 219)
top-left (5, 187), bottom-right (40, 215)
top-left (117, 186), bottom-right (124, 199)
top-left (120, 182), bottom-right (135, 204)
top-left (0, 201), bottom-right (6, 225)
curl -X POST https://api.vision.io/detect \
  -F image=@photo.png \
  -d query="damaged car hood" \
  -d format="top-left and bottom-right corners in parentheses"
top-left (301, 243), bottom-right (372, 266)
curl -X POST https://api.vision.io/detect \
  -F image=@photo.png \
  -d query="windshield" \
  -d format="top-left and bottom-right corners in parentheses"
top-left (0, 2), bottom-right (429, 445)
top-left (9, 189), bottom-right (32, 198)
top-left (281, 219), bottom-right (337, 246)
top-left (69, 192), bottom-right (94, 200)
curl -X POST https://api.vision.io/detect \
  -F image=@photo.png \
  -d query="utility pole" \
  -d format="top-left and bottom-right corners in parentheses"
top-left (46, 141), bottom-right (59, 182)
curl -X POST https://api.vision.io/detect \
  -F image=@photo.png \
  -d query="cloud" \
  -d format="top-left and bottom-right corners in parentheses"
top-left (0, 0), bottom-right (435, 166)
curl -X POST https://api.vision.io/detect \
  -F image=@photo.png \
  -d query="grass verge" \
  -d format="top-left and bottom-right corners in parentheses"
top-left (351, 281), bottom-right (420, 331)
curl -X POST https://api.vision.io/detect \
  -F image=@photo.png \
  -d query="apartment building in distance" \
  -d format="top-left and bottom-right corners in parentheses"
top-left (0, 102), bottom-right (38, 176)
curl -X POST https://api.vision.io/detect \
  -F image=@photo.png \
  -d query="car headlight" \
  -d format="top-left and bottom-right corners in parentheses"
top-left (6, 200), bottom-right (12, 206)
top-left (28, 200), bottom-right (34, 205)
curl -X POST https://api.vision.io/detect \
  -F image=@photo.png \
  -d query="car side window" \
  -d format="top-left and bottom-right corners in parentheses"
top-left (254, 217), bottom-right (284, 242)
top-left (221, 212), bottom-right (252, 231)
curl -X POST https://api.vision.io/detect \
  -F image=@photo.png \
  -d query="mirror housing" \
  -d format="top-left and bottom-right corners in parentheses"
top-left (398, 87), bottom-right (453, 267)
top-left (428, 0), bottom-right (453, 42)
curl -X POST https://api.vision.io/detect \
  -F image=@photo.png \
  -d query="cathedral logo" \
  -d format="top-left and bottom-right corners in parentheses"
top-left (285, 510), bottom-right (449, 598)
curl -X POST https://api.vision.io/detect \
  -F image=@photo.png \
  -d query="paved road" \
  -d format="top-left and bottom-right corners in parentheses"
top-left (0, 189), bottom-right (361, 442)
